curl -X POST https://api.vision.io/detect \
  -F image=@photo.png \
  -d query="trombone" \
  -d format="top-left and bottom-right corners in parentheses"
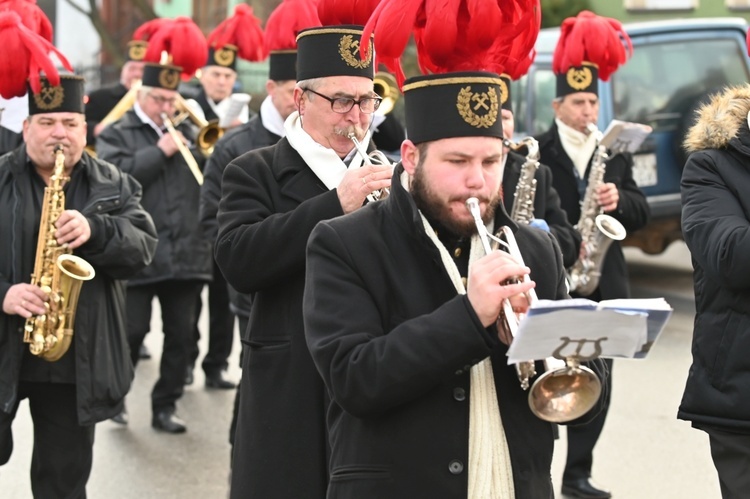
top-left (171, 95), bottom-right (224, 156)
top-left (161, 112), bottom-right (204, 185)
top-left (465, 197), bottom-right (601, 423)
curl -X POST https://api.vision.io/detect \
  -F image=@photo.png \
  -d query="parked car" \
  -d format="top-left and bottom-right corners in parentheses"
top-left (511, 17), bottom-right (750, 254)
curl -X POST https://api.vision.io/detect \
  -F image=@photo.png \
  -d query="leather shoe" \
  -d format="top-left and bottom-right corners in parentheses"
top-left (185, 366), bottom-right (194, 385)
top-left (205, 372), bottom-right (236, 390)
top-left (110, 406), bottom-right (128, 425)
top-left (561, 478), bottom-right (611, 499)
top-left (152, 410), bottom-right (187, 434)
top-left (138, 344), bottom-right (151, 360)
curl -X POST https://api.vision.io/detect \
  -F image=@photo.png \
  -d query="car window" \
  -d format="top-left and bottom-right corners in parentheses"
top-left (612, 38), bottom-right (750, 132)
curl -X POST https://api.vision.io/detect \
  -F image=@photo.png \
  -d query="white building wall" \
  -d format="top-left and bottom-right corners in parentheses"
top-left (55, 0), bottom-right (101, 69)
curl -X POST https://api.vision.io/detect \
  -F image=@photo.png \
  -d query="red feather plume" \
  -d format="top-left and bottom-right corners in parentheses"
top-left (317, 0), bottom-right (381, 26)
top-left (143, 17), bottom-right (208, 80)
top-left (132, 17), bottom-right (171, 42)
top-left (552, 10), bottom-right (632, 81)
top-left (207, 4), bottom-right (265, 62)
top-left (263, 0), bottom-right (321, 55)
top-left (0, 10), bottom-right (72, 98)
top-left (0, 0), bottom-right (53, 42)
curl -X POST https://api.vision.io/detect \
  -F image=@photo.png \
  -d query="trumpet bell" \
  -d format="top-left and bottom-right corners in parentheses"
top-left (373, 72), bottom-right (399, 115)
top-left (528, 364), bottom-right (601, 423)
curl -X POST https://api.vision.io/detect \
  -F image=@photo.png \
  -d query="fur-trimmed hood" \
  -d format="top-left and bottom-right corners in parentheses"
top-left (684, 84), bottom-right (750, 153)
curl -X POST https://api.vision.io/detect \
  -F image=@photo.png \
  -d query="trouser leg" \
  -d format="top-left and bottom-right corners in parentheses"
top-left (152, 280), bottom-right (203, 413)
top-left (189, 292), bottom-right (203, 368)
top-left (0, 394), bottom-right (21, 466)
top-left (705, 427), bottom-right (750, 499)
top-left (202, 263), bottom-right (235, 376)
top-left (27, 382), bottom-right (95, 499)
top-left (563, 358), bottom-right (613, 482)
top-left (126, 285), bottom-right (156, 368)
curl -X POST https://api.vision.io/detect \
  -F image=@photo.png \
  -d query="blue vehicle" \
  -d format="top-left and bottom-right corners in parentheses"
top-left (511, 17), bottom-right (750, 254)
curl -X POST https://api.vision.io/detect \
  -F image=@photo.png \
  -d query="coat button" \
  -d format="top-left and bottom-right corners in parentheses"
top-left (448, 460), bottom-right (464, 474)
top-left (453, 387), bottom-right (466, 401)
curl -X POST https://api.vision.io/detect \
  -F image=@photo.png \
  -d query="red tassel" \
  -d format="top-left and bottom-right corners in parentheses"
top-left (263, 0), bottom-right (321, 55)
top-left (318, 0), bottom-right (381, 26)
top-left (207, 4), bottom-right (265, 62)
top-left (133, 17), bottom-right (171, 42)
top-left (0, 0), bottom-right (53, 41)
top-left (0, 10), bottom-right (71, 98)
top-left (553, 10), bottom-right (632, 81)
top-left (144, 17), bottom-right (208, 80)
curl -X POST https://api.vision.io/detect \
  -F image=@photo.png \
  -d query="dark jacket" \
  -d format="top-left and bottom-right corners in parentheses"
top-left (200, 114), bottom-right (281, 317)
top-left (678, 85), bottom-right (750, 432)
top-left (536, 121), bottom-right (650, 299)
top-left (84, 82), bottom-right (128, 146)
top-left (193, 88), bottom-right (219, 122)
top-left (303, 163), bottom-right (569, 498)
top-left (0, 147), bottom-right (157, 425)
top-left (0, 126), bottom-right (23, 156)
top-left (503, 150), bottom-right (582, 267)
top-left (97, 109), bottom-right (212, 285)
top-left (216, 137), bottom-right (348, 499)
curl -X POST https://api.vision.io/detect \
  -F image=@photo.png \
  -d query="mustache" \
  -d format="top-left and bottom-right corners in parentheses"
top-left (334, 125), bottom-right (364, 138)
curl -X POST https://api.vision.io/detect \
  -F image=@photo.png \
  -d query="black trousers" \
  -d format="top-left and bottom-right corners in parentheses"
top-left (0, 382), bottom-right (95, 499)
top-left (563, 357), bottom-right (613, 482)
top-left (229, 314), bottom-right (250, 451)
top-left (705, 426), bottom-right (750, 499)
top-left (189, 261), bottom-right (235, 376)
top-left (127, 280), bottom-right (203, 413)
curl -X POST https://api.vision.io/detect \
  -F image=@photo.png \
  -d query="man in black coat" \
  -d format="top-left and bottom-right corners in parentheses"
top-left (303, 68), bottom-right (598, 498)
top-left (0, 74), bottom-right (157, 498)
top-left (84, 40), bottom-right (146, 148)
top-left (215, 26), bottom-right (392, 499)
top-left (97, 62), bottom-right (212, 434)
top-left (536, 15), bottom-right (651, 498)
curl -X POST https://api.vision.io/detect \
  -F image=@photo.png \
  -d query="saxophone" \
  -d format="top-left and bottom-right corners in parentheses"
top-left (567, 124), bottom-right (626, 296)
top-left (23, 145), bottom-right (95, 361)
top-left (504, 137), bottom-right (540, 224)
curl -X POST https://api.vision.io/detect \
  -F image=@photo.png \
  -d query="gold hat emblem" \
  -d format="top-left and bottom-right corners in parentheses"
top-left (34, 81), bottom-right (64, 111)
top-left (339, 35), bottom-right (373, 70)
top-left (128, 42), bottom-right (147, 61)
top-left (566, 66), bottom-right (593, 91)
top-left (214, 47), bottom-right (236, 67)
top-left (456, 86), bottom-right (499, 129)
top-left (158, 68), bottom-right (180, 90)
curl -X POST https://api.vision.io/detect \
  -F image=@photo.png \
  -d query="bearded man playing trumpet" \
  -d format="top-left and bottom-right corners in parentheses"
top-left (97, 62), bottom-right (212, 433)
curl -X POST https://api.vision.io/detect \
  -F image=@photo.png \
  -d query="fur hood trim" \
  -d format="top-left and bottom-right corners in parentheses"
top-left (684, 84), bottom-right (750, 153)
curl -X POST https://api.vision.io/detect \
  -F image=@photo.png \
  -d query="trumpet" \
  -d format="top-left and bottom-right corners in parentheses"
top-left (348, 132), bottom-right (393, 203)
top-left (373, 71), bottom-right (400, 115)
top-left (161, 113), bottom-right (204, 185)
top-left (466, 197), bottom-right (601, 423)
top-left (172, 95), bottom-right (224, 156)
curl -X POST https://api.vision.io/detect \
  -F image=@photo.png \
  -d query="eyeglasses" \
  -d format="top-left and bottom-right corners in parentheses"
top-left (302, 88), bottom-right (382, 114)
top-left (147, 93), bottom-right (177, 106)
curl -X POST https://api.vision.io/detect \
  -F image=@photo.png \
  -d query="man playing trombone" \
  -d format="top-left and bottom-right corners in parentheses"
top-left (97, 62), bottom-right (212, 433)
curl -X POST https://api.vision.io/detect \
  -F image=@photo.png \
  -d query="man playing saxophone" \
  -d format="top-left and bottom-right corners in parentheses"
top-left (0, 71), bottom-right (157, 497)
top-left (535, 12), bottom-right (650, 499)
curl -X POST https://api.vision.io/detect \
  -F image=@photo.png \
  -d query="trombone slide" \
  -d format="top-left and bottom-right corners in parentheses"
top-left (161, 113), bottom-right (204, 185)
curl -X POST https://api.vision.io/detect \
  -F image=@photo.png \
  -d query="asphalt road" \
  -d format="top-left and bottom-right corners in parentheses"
top-left (0, 241), bottom-right (721, 498)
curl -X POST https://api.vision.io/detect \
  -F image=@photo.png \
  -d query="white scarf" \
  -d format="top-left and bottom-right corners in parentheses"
top-left (260, 96), bottom-right (286, 138)
top-left (283, 111), bottom-right (370, 190)
top-left (556, 118), bottom-right (598, 179)
top-left (410, 170), bottom-right (514, 498)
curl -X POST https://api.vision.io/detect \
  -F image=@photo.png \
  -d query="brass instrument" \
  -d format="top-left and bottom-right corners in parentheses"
top-left (160, 112), bottom-right (204, 185)
top-left (348, 132), bottom-right (393, 203)
top-left (24, 145), bottom-right (95, 361)
top-left (466, 197), bottom-right (601, 422)
top-left (568, 124), bottom-right (627, 296)
top-left (171, 94), bottom-right (224, 156)
top-left (97, 79), bottom-right (142, 129)
top-left (503, 137), bottom-right (540, 224)
top-left (373, 72), bottom-right (400, 115)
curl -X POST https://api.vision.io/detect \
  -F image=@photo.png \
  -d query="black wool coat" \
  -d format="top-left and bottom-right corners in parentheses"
top-left (502, 150), bottom-right (582, 267)
top-left (0, 148), bottom-right (157, 424)
top-left (200, 114), bottom-right (281, 317)
top-left (84, 82), bottom-right (128, 146)
top-left (303, 164), bottom-right (570, 499)
top-left (97, 110), bottom-right (212, 285)
top-left (215, 137), bottom-right (349, 499)
top-left (536, 122), bottom-right (650, 299)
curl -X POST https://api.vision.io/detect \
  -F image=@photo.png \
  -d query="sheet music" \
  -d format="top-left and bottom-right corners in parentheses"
top-left (219, 93), bottom-right (251, 128)
top-left (599, 119), bottom-right (653, 154)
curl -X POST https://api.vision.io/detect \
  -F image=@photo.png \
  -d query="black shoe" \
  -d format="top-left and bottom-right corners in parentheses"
top-left (561, 478), bottom-right (612, 499)
top-left (152, 410), bottom-right (187, 434)
top-left (138, 344), bottom-right (152, 360)
top-left (110, 407), bottom-right (128, 425)
top-left (185, 366), bottom-right (194, 385)
top-left (205, 372), bottom-right (236, 390)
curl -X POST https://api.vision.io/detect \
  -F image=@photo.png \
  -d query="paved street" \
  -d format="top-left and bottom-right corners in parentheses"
top-left (0, 241), bottom-right (721, 498)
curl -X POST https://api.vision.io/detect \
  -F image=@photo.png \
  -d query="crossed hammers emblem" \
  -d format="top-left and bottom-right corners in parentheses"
top-left (472, 92), bottom-right (490, 111)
